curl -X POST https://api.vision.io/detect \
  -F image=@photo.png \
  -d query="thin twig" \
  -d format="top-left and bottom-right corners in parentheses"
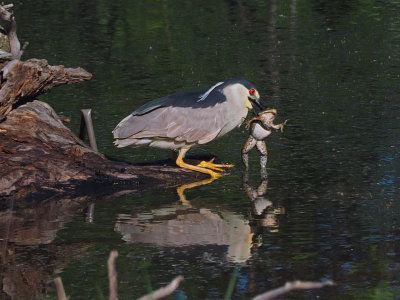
top-left (20, 40), bottom-right (29, 55)
top-left (2, 4), bottom-right (13, 9)
top-left (252, 280), bottom-right (335, 300)
top-left (138, 276), bottom-right (184, 300)
top-left (0, 3), bottom-right (22, 59)
top-left (108, 250), bottom-right (119, 300)
top-left (54, 277), bottom-right (68, 300)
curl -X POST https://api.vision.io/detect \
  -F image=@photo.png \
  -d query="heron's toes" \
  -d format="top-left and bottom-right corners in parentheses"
top-left (221, 163), bottom-right (234, 168)
top-left (197, 160), bottom-right (235, 173)
top-left (210, 171), bottom-right (223, 179)
top-left (197, 160), bottom-right (224, 172)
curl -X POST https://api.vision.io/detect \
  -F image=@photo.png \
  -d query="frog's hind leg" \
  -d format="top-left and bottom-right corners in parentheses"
top-left (242, 136), bottom-right (257, 169)
top-left (256, 141), bottom-right (268, 178)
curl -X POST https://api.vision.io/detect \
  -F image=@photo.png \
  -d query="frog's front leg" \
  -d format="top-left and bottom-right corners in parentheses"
top-left (272, 119), bottom-right (289, 132)
top-left (242, 136), bottom-right (257, 169)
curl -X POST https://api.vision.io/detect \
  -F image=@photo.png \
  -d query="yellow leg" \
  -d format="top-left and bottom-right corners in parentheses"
top-left (176, 148), bottom-right (222, 179)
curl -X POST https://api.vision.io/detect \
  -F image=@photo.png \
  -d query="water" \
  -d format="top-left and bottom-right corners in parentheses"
top-left (1, 0), bottom-right (400, 299)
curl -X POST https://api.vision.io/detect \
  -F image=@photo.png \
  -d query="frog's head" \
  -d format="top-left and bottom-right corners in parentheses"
top-left (258, 108), bottom-right (277, 122)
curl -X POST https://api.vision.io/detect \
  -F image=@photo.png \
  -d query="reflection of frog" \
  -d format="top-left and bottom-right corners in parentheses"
top-left (242, 109), bottom-right (287, 177)
top-left (243, 173), bottom-right (285, 248)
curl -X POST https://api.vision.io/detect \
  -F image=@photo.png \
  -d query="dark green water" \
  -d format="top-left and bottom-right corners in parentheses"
top-left (2, 0), bottom-right (400, 299)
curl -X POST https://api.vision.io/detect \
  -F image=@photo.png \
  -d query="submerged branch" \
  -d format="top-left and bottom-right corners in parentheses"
top-left (138, 276), bottom-right (184, 300)
top-left (252, 280), bottom-right (335, 300)
top-left (54, 277), bottom-right (67, 300)
top-left (108, 251), bottom-right (119, 300)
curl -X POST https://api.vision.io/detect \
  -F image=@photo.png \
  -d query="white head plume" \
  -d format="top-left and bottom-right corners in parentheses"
top-left (198, 81), bottom-right (224, 102)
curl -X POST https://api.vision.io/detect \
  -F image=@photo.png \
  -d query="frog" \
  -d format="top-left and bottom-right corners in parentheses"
top-left (242, 108), bottom-right (287, 176)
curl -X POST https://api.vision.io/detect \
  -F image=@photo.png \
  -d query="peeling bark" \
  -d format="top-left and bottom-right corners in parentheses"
top-left (0, 59), bottom-right (92, 120)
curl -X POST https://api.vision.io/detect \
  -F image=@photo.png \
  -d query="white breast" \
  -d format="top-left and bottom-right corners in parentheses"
top-left (251, 123), bottom-right (272, 140)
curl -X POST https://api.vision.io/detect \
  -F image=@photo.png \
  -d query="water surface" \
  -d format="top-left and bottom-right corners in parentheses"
top-left (1, 0), bottom-right (400, 299)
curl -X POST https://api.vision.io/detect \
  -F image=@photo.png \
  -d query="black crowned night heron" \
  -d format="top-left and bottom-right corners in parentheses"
top-left (113, 78), bottom-right (264, 178)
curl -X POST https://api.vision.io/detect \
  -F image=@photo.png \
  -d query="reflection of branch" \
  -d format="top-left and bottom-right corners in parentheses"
top-left (138, 276), bottom-right (184, 300)
top-left (252, 280), bottom-right (335, 300)
top-left (107, 250), bottom-right (184, 300)
top-left (108, 250), bottom-right (119, 300)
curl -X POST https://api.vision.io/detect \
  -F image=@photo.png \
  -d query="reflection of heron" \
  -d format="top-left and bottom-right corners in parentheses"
top-left (113, 79), bottom-right (265, 178)
top-left (114, 178), bottom-right (254, 263)
top-left (243, 173), bottom-right (285, 247)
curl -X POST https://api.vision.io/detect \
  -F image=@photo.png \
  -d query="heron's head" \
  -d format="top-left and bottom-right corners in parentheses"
top-left (219, 79), bottom-right (266, 112)
top-left (247, 88), bottom-right (265, 111)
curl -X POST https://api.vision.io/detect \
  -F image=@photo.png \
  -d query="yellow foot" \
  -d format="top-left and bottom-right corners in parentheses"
top-left (197, 158), bottom-right (235, 172)
top-left (175, 149), bottom-right (232, 179)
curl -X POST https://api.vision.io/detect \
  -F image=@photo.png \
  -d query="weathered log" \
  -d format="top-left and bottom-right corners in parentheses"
top-left (0, 100), bottom-right (202, 198)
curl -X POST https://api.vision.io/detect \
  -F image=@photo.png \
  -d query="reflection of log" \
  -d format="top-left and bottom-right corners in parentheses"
top-left (0, 190), bottom-right (106, 299)
top-left (1, 241), bottom-right (92, 300)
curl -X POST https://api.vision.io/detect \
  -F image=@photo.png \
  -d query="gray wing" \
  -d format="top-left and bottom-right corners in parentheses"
top-left (113, 102), bottom-right (228, 145)
top-left (113, 85), bottom-right (229, 144)
top-left (132, 87), bottom-right (227, 115)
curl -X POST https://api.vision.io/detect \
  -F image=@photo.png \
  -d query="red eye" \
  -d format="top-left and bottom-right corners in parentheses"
top-left (249, 89), bottom-right (255, 96)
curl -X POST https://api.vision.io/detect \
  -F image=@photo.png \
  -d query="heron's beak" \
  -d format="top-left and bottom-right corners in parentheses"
top-left (251, 98), bottom-right (266, 111)
top-left (247, 90), bottom-right (266, 111)
top-left (248, 89), bottom-right (265, 110)
top-left (261, 108), bottom-right (277, 115)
